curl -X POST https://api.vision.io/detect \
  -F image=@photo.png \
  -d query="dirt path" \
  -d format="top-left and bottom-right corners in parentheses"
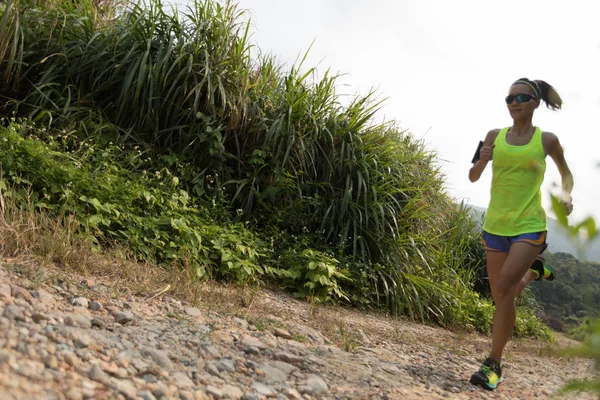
top-left (0, 257), bottom-right (595, 399)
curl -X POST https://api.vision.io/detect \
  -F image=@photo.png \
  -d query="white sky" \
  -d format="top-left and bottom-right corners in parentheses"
top-left (186, 0), bottom-right (600, 222)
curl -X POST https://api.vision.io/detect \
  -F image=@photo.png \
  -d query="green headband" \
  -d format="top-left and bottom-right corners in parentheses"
top-left (514, 80), bottom-right (540, 98)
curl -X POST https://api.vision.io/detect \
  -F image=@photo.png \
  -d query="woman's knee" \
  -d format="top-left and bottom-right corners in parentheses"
top-left (495, 278), bottom-right (518, 301)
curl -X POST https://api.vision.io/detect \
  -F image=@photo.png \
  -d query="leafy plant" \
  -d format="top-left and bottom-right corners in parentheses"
top-left (277, 248), bottom-right (350, 302)
top-left (550, 193), bottom-right (600, 396)
top-left (570, 317), bottom-right (599, 342)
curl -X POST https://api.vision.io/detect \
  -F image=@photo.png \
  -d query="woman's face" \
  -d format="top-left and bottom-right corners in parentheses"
top-left (506, 83), bottom-right (540, 120)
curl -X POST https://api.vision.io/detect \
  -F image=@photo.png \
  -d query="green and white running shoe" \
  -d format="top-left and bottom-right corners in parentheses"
top-left (470, 357), bottom-right (503, 390)
top-left (530, 255), bottom-right (556, 281)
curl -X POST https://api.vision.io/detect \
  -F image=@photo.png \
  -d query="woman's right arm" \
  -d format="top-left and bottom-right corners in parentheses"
top-left (469, 129), bottom-right (499, 182)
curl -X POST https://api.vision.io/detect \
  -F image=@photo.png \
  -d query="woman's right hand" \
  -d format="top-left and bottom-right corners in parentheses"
top-left (479, 144), bottom-right (495, 162)
top-left (469, 130), bottom-right (499, 182)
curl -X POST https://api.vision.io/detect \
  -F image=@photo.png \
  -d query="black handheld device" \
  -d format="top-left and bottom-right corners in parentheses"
top-left (471, 141), bottom-right (484, 164)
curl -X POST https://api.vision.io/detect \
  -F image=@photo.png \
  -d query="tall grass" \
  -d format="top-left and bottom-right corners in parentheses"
top-left (0, 0), bottom-right (508, 327)
top-left (0, 181), bottom-right (86, 266)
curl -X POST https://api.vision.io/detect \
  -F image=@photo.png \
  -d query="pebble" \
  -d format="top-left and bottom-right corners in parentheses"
top-left (251, 382), bottom-right (275, 396)
top-left (194, 390), bottom-right (210, 400)
top-left (137, 390), bottom-right (157, 400)
top-left (273, 352), bottom-right (303, 366)
top-left (269, 360), bottom-right (296, 374)
top-left (88, 364), bottom-right (109, 383)
top-left (0, 284), bottom-right (11, 299)
top-left (82, 279), bottom-right (96, 288)
top-left (44, 354), bottom-right (59, 369)
top-left (3, 305), bottom-right (26, 321)
top-left (143, 374), bottom-right (157, 383)
top-left (243, 346), bottom-right (260, 355)
top-left (10, 285), bottom-right (33, 302)
top-left (184, 307), bottom-right (202, 317)
top-left (65, 314), bottom-right (92, 329)
top-left (89, 301), bottom-right (103, 311)
top-left (116, 352), bottom-right (131, 368)
top-left (274, 328), bottom-right (292, 340)
top-left (298, 375), bottom-right (328, 396)
top-left (70, 297), bottom-right (89, 308)
top-left (15, 359), bottom-right (45, 378)
top-left (112, 311), bottom-right (134, 325)
top-left (205, 362), bottom-right (221, 377)
top-left (32, 312), bottom-right (48, 323)
top-left (63, 351), bottom-right (80, 368)
top-left (101, 361), bottom-right (120, 376)
top-left (259, 364), bottom-right (287, 383)
top-left (448, 386), bottom-right (460, 393)
top-left (31, 289), bottom-right (55, 306)
top-left (0, 351), bottom-right (15, 368)
top-left (172, 371), bottom-right (195, 389)
top-left (203, 345), bottom-right (222, 359)
top-left (91, 318), bottom-right (105, 329)
top-left (205, 386), bottom-right (223, 398)
top-left (179, 390), bottom-right (195, 400)
top-left (74, 335), bottom-right (92, 349)
top-left (222, 384), bottom-right (244, 399)
top-left (282, 388), bottom-right (302, 399)
top-left (217, 358), bottom-right (236, 372)
top-left (151, 384), bottom-right (172, 398)
top-left (241, 334), bottom-right (265, 349)
top-left (142, 348), bottom-right (173, 370)
top-left (112, 378), bottom-right (137, 398)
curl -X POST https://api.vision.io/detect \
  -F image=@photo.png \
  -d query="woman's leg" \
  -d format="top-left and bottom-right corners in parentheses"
top-left (515, 270), bottom-right (537, 297)
top-left (489, 242), bottom-right (541, 362)
top-left (485, 251), bottom-right (508, 302)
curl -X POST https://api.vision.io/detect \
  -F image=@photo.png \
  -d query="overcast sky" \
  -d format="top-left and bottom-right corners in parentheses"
top-left (182, 0), bottom-right (600, 223)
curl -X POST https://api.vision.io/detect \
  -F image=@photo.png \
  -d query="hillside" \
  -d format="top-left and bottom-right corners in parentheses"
top-left (0, 256), bottom-right (595, 399)
top-left (467, 206), bottom-right (600, 262)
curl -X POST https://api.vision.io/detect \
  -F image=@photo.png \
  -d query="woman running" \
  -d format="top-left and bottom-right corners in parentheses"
top-left (468, 77), bottom-right (574, 390)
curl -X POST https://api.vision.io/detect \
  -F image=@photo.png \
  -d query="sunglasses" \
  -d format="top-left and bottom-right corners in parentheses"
top-left (505, 93), bottom-right (537, 104)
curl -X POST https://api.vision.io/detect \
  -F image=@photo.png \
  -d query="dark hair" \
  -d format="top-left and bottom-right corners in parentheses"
top-left (512, 78), bottom-right (562, 111)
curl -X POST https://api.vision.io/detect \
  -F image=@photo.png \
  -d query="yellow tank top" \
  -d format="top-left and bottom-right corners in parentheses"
top-left (483, 127), bottom-right (547, 236)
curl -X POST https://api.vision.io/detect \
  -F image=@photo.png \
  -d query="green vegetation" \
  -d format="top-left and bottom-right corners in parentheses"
top-left (560, 319), bottom-right (600, 395)
top-left (0, 0), bottom-right (549, 337)
top-left (547, 195), bottom-right (600, 396)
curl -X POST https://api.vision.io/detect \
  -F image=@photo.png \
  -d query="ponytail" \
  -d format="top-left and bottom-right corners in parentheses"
top-left (513, 78), bottom-right (563, 111)
top-left (533, 80), bottom-right (562, 111)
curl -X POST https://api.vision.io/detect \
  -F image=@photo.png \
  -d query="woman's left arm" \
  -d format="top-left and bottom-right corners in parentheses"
top-left (546, 132), bottom-right (574, 213)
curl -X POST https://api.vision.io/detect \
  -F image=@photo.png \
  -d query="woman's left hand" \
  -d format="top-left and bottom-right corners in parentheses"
top-left (558, 192), bottom-right (573, 216)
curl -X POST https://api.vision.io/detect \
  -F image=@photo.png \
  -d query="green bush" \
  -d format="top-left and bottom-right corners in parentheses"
top-left (446, 290), bottom-right (495, 335)
top-left (0, 121), bottom-right (272, 282)
top-left (560, 318), bottom-right (600, 395)
top-left (513, 308), bottom-right (553, 341)
top-left (570, 317), bottom-right (598, 342)
top-left (277, 248), bottom-right (350, 302)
